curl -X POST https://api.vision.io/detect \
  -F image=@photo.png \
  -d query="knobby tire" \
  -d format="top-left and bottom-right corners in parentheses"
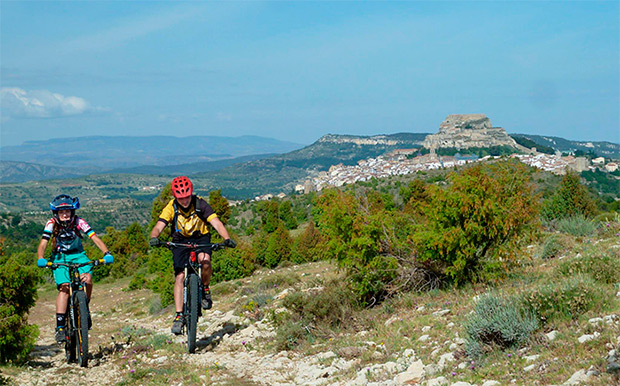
top-left (75, 291), bottom-right (89, 367)
top-left (65, 315), bottom-right (76, 363)
top-left (187, 274), bottom-right (199, 353)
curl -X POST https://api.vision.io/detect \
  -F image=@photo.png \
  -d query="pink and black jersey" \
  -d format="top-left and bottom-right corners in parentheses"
top-left (42, 217), bottom-right (96, 254)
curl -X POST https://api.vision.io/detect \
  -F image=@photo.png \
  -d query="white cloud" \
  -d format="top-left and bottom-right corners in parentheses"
top-left (0, 87), bottom-right (105, 118)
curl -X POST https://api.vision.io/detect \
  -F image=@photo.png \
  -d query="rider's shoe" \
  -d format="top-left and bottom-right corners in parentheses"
top-left (202, 288), bottom-right (212, 310)
top-left (171, 315), bottom-right (184, 335)
top-left (55, 327), bottom-right (66, 343)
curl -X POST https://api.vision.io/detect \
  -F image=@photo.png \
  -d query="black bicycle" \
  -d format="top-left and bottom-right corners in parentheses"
top-left (39, 255), bottom-right (113, 367)
top-left (157, 241), bottom-right (228, 353)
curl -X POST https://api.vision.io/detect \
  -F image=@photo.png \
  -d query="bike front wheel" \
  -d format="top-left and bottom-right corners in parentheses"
top-left (187, 274), bottom-right (200, 353)
top-left (74, 291), bottom-right (89, 367)
top-left (64, 316), bottom-right (76, 363)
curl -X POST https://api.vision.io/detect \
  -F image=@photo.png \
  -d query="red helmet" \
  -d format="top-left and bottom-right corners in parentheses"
top-left (171, 176), bottom-right (193, 199)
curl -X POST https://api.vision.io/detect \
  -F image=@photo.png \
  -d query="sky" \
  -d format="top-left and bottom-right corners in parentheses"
top-left (1, 1), bottom-right (619, 148)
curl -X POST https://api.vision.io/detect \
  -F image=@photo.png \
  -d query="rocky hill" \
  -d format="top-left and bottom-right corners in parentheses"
top-left (512, 134), bottom-right (620, 159)
top-left (422, 114), bottom-right (520, 150)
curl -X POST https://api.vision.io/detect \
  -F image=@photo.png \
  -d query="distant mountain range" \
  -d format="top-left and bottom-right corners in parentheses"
top-left (1, 131), bottom-right (618, 215)
top-left (1, 131), bottom-right (619, 188)
top-left (0, 135), bottom-right (303, 182)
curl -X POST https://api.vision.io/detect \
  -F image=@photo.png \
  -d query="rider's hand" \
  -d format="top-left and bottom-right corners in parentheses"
top-left (149, 237), bottom-right (161, 247)
top-left (224, 238), bottom-right (237, 248)
top-left (37, 258), bottom-right (49, 268)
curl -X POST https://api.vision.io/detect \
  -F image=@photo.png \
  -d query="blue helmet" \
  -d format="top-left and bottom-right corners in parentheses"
top-left (50, 194), bottom-right (80, 212)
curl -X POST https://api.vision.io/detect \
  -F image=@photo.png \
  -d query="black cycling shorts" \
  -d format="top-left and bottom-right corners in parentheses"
top-left (171, 234), bottom-right (212, 275)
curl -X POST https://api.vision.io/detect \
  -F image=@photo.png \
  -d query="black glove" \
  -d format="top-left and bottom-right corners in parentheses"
top-left (149, 237), bottom-right (161, 247)
top-left (224, 238), bottom-right (237, 248)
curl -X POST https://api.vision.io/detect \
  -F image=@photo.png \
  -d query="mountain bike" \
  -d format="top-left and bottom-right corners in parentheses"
top-left (39, 255), bottom-right (114, 367)
top-left (157, 241), bottom-right (228, 353)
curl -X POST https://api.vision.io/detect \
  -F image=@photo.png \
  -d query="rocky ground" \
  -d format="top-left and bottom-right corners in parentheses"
top-left (3, 253), bottom-right (620, 386)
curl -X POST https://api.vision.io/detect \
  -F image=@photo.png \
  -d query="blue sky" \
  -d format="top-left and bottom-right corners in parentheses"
top-left (1, 1), bottom-right (618, 147)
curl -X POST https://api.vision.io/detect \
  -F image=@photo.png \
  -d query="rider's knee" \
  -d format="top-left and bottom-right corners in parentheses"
top-left (58, 283), bottom-right (70, 294)
top-left (199, 253), bottom-right (212, 266)
top-left (175, 272), bottom-right (185, 283)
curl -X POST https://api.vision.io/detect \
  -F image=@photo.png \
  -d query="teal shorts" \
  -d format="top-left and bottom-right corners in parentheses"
top-left (52, 251), bottom-right (93, 286)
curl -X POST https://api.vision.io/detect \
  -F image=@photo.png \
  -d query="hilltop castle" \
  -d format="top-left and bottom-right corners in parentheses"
top-left (422, 114), bottom-right (519, 150)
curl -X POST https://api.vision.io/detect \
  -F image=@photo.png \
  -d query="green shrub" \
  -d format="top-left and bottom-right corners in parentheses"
top-left (413, 160), bottom-right (539, 284)
top-left (0, 254), bottom-right (41, 364)
top-left (465, 293), bottom-right (538, 359)
top-left (539, 234), bottom-right (565, 259)
top-left (557, 251), bottom-right (620, 285)
top-left (273, 279), bottom-right (359, 349)
top-left (521, 276), bottom-right (612, 323)
top-left (556, 216), bottom-right (597, 237)
top-left (212, 246), bottom-right (256, 284)
top-left (314, 188), bottom-right (415, 305)
top-left (541, 172), bottom-right (598, 220)
top-left (127, 272), bottom-right (148, 291)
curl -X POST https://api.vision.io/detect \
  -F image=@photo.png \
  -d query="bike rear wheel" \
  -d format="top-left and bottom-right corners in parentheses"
top-left (187, 274), bottom-right (200, 353)
top-left (74, 291), bottom-right (89, 367)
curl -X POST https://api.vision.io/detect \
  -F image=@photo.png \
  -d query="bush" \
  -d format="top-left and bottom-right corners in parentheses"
top-left (556, 216), bottom-right (597, 237)
top-left (0, 255), bottom-right (41, 364)
top-left (212, 245), bottom-right (256, 284)
top-left (465, 293), bottom-right (538, 359)
top-left (539, 234), bottom-right (566, 259)
top-left (413, 160), bottom-right (539, 284)
top-left (557, 250), bottom-right (620, 285)
top-left (127, 272), bottom-right (148, 291)
top-left (541, 172), bottom-right (598, 220)
top-left (273, 279), bottom-right (359, 350)
top-left (521, 275), bottom-right (612, 323)
top-left (314, 188), bottom-right (408, 305)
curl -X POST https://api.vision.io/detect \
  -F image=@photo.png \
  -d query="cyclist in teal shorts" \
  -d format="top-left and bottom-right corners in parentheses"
top-left (36, 194), bottom-right (113, 343)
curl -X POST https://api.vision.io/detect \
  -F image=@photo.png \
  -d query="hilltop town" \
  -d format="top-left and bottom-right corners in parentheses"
top-left (280, 115), bottom-right (619, 197)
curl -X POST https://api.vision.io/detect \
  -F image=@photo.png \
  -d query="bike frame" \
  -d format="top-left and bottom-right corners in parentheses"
top-left (160, 241), bottom-right (225, 353)
top-left (43, 258), bottom-right (108, 367)
top-left (183, 249), bottom-right (203, 323)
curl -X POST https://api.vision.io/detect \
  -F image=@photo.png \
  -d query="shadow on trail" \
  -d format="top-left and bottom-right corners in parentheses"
top-left (195, 321), bottom-right (244, 352)
top-left (27, 343), bottom-right (62, 368)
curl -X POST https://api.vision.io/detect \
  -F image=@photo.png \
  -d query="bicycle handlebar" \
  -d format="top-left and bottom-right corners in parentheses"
top-left (157, 241), bottom-right (227, 251)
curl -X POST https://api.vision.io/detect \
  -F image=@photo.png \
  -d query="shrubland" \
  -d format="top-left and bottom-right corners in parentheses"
top-left (0, 157), bottom-right (618, 383)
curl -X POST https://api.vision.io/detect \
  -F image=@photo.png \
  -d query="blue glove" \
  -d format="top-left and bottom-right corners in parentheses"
top-left (37, 258), bottom-right (49, 268)
top-left (103, 253), bottom-right (114, 264)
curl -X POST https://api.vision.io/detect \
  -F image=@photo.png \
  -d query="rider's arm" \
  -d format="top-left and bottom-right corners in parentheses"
top-left (90, 234), bottom-right (110, 254)
top-left (150, 221), bottom-right (167, 239)
top-left (37, 238), bottom-right (49, 260)
top-left (209, 217), bottom-right (231, 240)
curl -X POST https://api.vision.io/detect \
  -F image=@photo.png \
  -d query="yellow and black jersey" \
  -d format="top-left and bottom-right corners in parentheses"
top-left (157, 196), bottom-right (218, 238)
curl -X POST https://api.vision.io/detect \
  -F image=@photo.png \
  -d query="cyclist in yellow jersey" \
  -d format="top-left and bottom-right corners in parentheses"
top-left (149, 176), bottom-right (236, 334)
